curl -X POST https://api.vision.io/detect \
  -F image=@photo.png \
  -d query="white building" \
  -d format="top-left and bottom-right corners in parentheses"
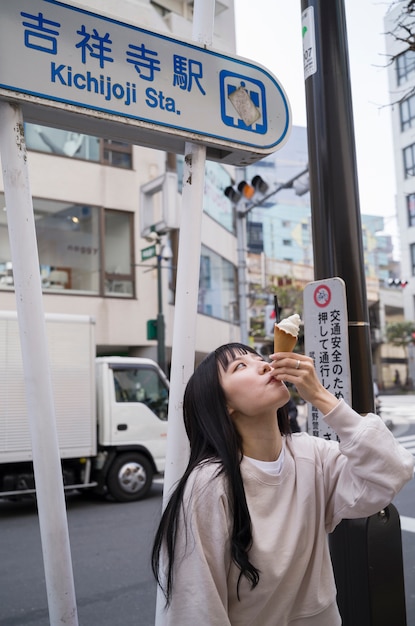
top-left (0, 0), bottom-right (241, 370)
top-left (385, 3), bottom-right (415, 322)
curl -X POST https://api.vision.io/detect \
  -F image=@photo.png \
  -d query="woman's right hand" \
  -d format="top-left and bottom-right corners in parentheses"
top-left (270, 352), bottom-right (340, 415)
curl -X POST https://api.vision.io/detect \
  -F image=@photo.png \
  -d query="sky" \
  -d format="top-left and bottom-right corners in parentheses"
top-left (234, 0), bottom-right (399, 249)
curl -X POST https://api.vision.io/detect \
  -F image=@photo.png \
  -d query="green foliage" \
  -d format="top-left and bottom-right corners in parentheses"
top-left (385, 321), bottom-right (415, 347)
top-left (249, 280), bottom-right (304, 339)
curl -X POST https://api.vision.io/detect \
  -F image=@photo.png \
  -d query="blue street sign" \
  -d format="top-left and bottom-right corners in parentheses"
top-left (0, 0), bottom-right (292, 165)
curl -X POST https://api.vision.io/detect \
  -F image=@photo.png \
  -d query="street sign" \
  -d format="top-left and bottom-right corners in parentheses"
top-left (0, 0), bottom-right (292, 165)
top-left (141, 244), bottom-right (157, 261)
top-left (303, 277), bottom-right (352, 440)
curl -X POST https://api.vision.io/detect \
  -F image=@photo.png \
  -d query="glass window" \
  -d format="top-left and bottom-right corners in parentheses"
top-left (400, 94), bottom-right (415, 131)
top-left (0, 193), bottom-right (134, 297)
top-left (112, 366), bottom-right (168, 420)
top-left (396, 49), bottom-right (415, 85)
top-left (35, 198), bottom-right (101, 294)
top-left (411, 243), bottom-right (415, 276)
top-left (25, 123), bottom-right (132, 169)
top-left (407, 194), bottom-right (415, 227)
top-left (198, 245), bottom-right (237, 322)
top-left (104, 211), bottom-right (134, 296)
top-left (247, 220), bottom-right (264, 254)
top-left (102, 140), bottom-right (132, 169)
top-left (403, 144), bottom-right (415, 178)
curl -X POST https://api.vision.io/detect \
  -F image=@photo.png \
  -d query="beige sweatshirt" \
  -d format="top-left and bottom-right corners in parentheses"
top-left (159, 400), bottom-right (414, 625)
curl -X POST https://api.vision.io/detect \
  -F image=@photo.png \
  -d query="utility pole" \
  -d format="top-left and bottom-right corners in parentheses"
top-left (301, 1), bottom-right (407, 624)
top-left (156, 242), bottom-right (166, 375)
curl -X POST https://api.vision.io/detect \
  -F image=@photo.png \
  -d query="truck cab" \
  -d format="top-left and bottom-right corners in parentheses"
top-left (95, 357), bottom-right (169, 501)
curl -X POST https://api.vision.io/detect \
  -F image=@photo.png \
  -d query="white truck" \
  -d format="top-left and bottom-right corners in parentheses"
top-left (0, 311), bottom-right (169, 502)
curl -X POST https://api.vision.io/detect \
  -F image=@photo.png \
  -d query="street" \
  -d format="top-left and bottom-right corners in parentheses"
top-left (0, 394), bottom-right (414, 626)
top-left (0, 485), bottom-right (164, 626)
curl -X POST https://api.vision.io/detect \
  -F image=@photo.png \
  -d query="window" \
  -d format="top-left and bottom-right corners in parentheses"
top-left (407, 194), bottom-right (415, 227)
top-left (112, 366), bottom-right (168, 420)
top-left (0, 194), bottom-right (134, 297)
top-left (396, 49), bottom-right (415, 85)
top-left (403, 144), bottom-right (415, 178)
top-left (400, 94), bottom-right (415, 131)
top-left (411, 243), bottom-right (415, 276)
top-left (247, 221), bottom-right (264, 254)
top-left (198, 246), bottom-right (237, 322)
top-left (25, 123), bottom-right (132, 169)
top-left (283, 239), bottom-right (293, 246)
top-left (104, 211), bottom-right (134, 296)
top-left (101, 140), bottom-right (132, 169)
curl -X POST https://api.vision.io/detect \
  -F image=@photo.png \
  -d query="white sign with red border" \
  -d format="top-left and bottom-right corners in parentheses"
top-left (303, 277), bottom-right (351, 440)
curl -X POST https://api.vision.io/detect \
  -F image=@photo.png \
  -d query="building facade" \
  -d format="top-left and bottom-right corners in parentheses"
top-left (385, 3), bottom-right (415, 321)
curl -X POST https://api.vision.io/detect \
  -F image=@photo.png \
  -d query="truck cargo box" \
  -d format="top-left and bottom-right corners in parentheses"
top-left (0, 311), bottom-right (96, 463)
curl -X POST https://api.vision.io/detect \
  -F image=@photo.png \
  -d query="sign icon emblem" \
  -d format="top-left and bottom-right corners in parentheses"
top-left (220, 70), bottom-right (267, 134)
top-left (313, 284), bottom-right (332, 308)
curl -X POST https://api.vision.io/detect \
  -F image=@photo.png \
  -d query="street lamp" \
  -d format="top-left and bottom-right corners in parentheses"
top-left (224, 167), bottom-right (309, 345)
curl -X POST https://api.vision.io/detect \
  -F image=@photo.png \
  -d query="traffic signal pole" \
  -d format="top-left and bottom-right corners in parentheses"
top-left (300, 1), bottom-right (407, 623)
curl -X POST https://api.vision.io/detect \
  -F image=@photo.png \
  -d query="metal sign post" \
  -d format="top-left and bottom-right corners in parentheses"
top-left (0, 101), bottom-right (78, 625)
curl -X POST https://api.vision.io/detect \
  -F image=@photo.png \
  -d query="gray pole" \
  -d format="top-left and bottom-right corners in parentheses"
top-left (236, 203), bottom-right (249, 345)
top-left (300, 1), bottom-right (407, 624)
top-left (156, 244), bottom-right (166, 374)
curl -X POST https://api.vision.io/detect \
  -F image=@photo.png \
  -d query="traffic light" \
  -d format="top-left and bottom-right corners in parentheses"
top-left (224, 185), bottom-right (241, 204)
top-left (251, 175), bottom-right (269, 195)
top-left (388, 278), bottom-right (408, 288)
top-left (264, 304), bottom-right (277, 337)
top-left (224, 175), bottom-right (270, 204)
top-left (237, 180), bottom-right (255, 199)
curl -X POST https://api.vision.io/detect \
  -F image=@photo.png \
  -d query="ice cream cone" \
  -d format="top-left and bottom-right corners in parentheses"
top-left (274, 325), bottom-right (298, 353)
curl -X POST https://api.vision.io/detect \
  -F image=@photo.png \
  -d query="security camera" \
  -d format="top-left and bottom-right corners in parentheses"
top-left (145, 231), bottom-right (159, 243)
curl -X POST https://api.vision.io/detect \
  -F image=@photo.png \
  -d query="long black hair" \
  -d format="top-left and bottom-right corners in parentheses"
top-left (151, 343), bottom-right (291, 605)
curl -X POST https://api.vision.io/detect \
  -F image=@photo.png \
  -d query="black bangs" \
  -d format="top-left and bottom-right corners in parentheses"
top-left (214, 343), bottom-right (259, 372)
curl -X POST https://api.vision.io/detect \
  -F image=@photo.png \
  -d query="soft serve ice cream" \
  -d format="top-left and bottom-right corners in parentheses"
top-left (273, 313), bottom-right (302, 353)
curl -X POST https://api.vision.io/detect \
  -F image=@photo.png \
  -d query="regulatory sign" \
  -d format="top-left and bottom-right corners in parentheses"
top-left (303, 277), bottom-right (351, 440)
top-left (0, 0), bottom-right (292, 165)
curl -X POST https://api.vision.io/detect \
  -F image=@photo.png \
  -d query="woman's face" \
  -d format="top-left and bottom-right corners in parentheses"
top-left (218, 351), bottom-right (289, 418)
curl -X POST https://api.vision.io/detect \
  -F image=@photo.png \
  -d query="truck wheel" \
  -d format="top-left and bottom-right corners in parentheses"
top-left (106, 453), bottom-right (153, 502)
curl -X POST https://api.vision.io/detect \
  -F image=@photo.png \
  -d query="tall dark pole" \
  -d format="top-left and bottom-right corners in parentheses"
top-left (302, 0), bottom-right (373, 413)
top-left (301, 1), bottom-right (407, 624)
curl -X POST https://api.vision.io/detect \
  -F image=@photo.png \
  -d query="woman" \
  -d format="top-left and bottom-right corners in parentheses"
top-left (152, 343), bottom-right (413, 625)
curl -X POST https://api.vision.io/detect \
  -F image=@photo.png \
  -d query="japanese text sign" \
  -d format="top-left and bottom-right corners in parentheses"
top-left (303, 278), bottom-right (351, 440)
top-left (0, 0), bottom-right (292, 165)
